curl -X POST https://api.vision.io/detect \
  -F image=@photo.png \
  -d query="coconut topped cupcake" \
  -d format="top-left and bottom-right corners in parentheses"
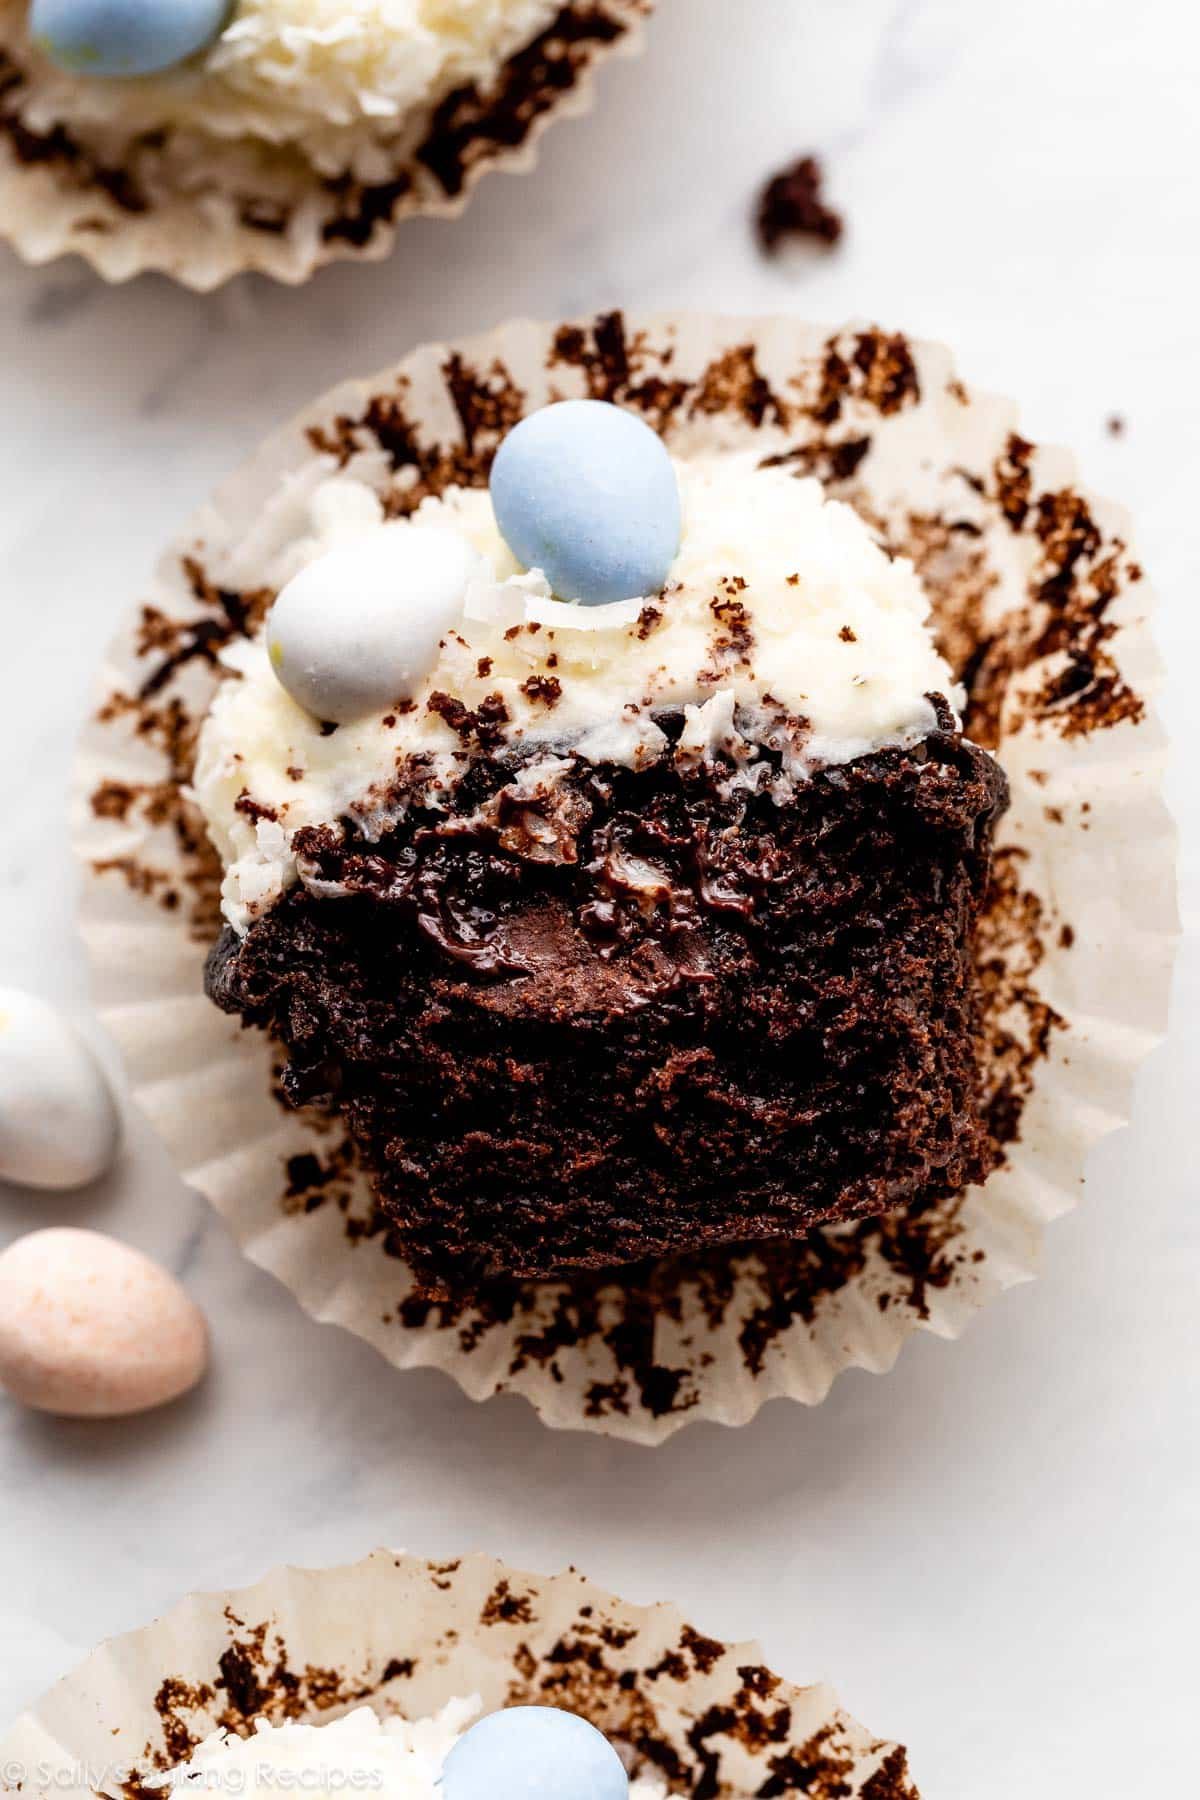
top-left (199, 398), bottom-right (1005, 1293)
top-left (19, 0), bottom-right (568, 172)
top-left (194, 402), bottom-right (961, 933)
top-left (162, 1701), bottom-right (669, 1800)
top-left (0, 1), bottom-right (647, 282)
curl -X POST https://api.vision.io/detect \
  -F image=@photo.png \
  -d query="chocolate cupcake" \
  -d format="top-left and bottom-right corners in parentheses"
top-left (0, 0), bottom-right (650, 285)
top-left (75, 314), bottom-right (1170, 1438)
top-left (192, 408), bottom-right (1007, 1293)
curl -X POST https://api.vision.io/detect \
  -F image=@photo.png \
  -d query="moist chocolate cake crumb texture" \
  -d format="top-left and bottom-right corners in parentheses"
top-left (757, 154), bottom-right (844, 253)
top-left (206, 706), bottom-right (1007, 1293)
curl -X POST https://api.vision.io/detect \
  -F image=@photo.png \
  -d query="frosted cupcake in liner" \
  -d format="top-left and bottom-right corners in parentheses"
top-left (0, 1550), bottom-right (920, 1799)
top-left (72, 310), bottom-right (1176, 1442)
top-left (0, 1), bottom-right (650, 287)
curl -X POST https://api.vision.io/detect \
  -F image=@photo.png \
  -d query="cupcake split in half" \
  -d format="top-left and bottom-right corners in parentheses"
top-left (195, 399), bottom-right (1008, 1295)
top-left (0, 0), bottom-right (649, 284)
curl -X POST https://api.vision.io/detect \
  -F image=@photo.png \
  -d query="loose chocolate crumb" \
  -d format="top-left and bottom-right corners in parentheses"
top-left (520, 674), bottom-right (563, 707)
top-left (427, 688), bottom-right (511, 749)
top-left (234, 791), bottom-right (278, 825)
top-left (757, 154), bottom-right (843, 254)
top-left (708, 591), bottom-right (755, 668)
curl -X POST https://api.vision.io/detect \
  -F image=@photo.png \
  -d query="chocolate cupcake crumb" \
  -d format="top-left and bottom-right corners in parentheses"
top-left (757, 154), bottom-right (844, 254)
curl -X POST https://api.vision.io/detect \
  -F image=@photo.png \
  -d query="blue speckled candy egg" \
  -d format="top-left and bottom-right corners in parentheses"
top-left (490, 400), bottom-right (681, 607)
top-left (440, 1707), bottom-right (628, 1800)
top-left (31, 0), bottom-right (231, 79)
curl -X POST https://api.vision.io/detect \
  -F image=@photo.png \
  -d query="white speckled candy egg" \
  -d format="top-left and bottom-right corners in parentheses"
top-left (267, 523), bottom-right (483, 724)
top-left (0, 1230), bottom-right (208, 1418)
top-left (0, 989), bottom-right (119, 1191)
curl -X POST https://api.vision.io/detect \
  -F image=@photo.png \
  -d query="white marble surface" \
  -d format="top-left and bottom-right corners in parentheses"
top-left (0, 1), bottom-right (1197, 1793)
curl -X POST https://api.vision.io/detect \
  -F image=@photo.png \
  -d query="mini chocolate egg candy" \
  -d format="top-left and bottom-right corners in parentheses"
top-left (490, 400), bottom-right (681, 607)
top-left (0, 989), bottom-right (119, 1191)
top-left (267, 524), bottom-right (483, 725)
top-left (440, 1707), bottom-right (628, 1800)
top-left (0, 1229), bottom-right (208, 1418)
top-left (31, 0), bottom-right (232, 79)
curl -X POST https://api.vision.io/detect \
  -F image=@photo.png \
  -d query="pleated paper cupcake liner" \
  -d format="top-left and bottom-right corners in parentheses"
top-left (72, 310), bottom-right (1177, 1442)
top-left (0, 1549), bottom-right (919, 1799)
top-left (0, 2), bottom-right (650, 289)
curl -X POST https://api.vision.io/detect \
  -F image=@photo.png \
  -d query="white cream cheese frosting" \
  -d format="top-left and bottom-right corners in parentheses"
top-left (157, 1699), bottom-right (670, 1799)
top-left (193, 454), bottom-right (964, 932)
top-left (6, 0), bottom-right (564, 178)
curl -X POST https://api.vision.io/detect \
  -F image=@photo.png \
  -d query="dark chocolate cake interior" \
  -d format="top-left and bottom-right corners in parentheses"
top-left (207, 699), bottom-right (1007, 1292)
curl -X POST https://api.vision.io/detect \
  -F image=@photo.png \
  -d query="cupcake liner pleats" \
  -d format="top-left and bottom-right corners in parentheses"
top-left (71, 311), bottom-right (1177, 1442)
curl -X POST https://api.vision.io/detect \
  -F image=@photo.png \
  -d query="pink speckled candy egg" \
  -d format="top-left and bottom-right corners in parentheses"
top-left (0, 1229), bottom-right (208, 1418)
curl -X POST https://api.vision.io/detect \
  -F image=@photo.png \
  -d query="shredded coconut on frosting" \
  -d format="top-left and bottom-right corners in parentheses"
top-left (6, 0), bottom-right (564, 176)
top-left (156, 1700), bottom-right (670, 1799)
top-left (194, 453), bottom-right (965, 931)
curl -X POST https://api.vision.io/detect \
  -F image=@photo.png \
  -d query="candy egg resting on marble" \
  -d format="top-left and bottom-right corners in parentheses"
top-left (152, 1700), bottom-right (670, 1800)
top-left (196, 406), bottom-right (1009, 1293)
top-left (0, 988), bottom-right (119, 1190)
top-left (0, 1228), bottom-right (208, 1417)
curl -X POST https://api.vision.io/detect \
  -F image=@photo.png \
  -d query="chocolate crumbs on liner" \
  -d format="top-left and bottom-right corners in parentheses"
top-left (132, 1559), bottom-right (915, 1799)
